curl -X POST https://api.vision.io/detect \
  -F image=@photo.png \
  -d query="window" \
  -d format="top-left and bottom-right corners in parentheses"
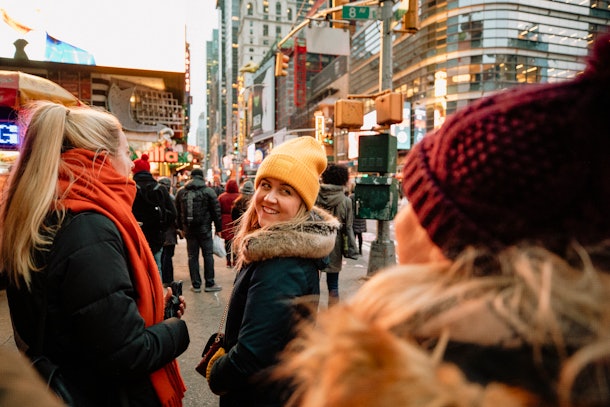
top-left (287, 8), bottom-right (292, 21)
top-left (247, 2), bottom-right (253, 16)
top-left (276, 2), bottom-right (282, 21)
top-left (276, 26), bottom-right (282, 38)
top-left (263, 24), bottom-right (269, 36)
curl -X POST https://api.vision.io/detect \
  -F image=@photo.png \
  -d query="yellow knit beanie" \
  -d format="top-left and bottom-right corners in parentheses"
top-left (255, 136), bottom-right (327, 210)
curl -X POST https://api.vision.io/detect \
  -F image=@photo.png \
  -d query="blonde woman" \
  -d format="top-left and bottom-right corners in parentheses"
top-left (202, 136), bottom-right (340, 407)
top-left (276, 34), bottom-right (610, 406)
top-left (0, 101), bottom-right (189, 406)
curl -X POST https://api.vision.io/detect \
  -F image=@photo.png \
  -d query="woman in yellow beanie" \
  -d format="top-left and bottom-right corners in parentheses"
top-left (203, 136), bottom-right (340, 406)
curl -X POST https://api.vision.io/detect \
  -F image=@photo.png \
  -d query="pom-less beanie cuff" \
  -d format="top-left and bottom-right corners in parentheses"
top-left (402, 135), bottom-right (500, 259)
top-left (255, 137), bottom-right (327, 210)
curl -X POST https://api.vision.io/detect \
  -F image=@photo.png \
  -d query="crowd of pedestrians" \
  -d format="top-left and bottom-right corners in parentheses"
top-left (0, 33), bottom-right (608, 407)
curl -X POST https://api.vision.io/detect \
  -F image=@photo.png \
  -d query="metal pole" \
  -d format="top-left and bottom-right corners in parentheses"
top-left (367, 0), bottom-right (396, 276)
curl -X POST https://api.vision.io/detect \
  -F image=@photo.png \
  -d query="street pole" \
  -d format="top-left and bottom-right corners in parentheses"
top-left (367, 0), bottom-right (396, 276)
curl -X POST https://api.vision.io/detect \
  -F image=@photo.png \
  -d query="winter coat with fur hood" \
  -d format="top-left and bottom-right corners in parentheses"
top-left (208, 207), bottom-right (340, 407)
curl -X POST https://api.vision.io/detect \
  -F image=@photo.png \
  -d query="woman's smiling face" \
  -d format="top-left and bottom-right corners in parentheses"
top-left (254, 177), bottom-right (304, 227)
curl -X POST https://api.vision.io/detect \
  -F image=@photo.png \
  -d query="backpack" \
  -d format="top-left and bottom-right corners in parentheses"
top-left (136, 183), bottom-right (170, 231)
top-left (182, 188), bottom-right (206, 227)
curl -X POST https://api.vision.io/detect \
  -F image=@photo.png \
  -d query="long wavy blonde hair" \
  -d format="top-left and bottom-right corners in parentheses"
top-left (276, 244), bottom-right (610, 407)
top-left (0, 101), bottom-right (123, 289)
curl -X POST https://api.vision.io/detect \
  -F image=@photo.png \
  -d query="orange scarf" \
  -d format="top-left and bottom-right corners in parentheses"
top-left (57, 149), bottom-right (185, 406)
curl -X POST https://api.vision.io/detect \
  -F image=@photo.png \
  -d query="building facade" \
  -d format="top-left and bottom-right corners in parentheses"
top-left (208, 0), bottom-right (609, 175)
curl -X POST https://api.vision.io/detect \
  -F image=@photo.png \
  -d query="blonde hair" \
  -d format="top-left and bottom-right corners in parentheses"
top-left (231, 189), bottom-right (308, 271)
top-left (0, 101), bottom-right (123, 289)
top-left (277, 245), bottom-right (610, 407)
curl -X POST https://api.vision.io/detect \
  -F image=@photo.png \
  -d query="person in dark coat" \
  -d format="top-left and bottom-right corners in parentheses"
top-left (315, 164), bottom-right (358, 306)
top-left (349, 183), bottom-right (367, 255)
top-left (231, 180), bottom-right (254, 223)
top-left (175, 168), bottom-right (223, 292)
top-left (131, 154), bottom-right (176, 275)
top-left (202, 136), bottom-right (340, 407)
top-left (158, 177), bottom-right (180, 285)
top-left (217, 179), bottom-right (240, 267)
top-left (0, 101), bottom-right (189, 406)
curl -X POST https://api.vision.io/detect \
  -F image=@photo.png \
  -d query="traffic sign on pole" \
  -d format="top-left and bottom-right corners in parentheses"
top-left (342, 5), bottom-right (378, 20)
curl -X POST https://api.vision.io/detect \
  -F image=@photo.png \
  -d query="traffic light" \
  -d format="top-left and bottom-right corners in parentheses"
top-left (314, 112), bottom-right (325, 143)
top-left (402, 0), bottom-right (419, 33)
top-left (332, 0), bottom-right (349, 29)
top-left (274, 52), bottom-right (290, 77)
top-left (375, 92), bottom-right (404, 125)
top-left (335, 99), bottom-right (364, 129)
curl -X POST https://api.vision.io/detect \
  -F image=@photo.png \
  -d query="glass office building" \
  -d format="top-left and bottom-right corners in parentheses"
top-left (349, 0), bottom-right (609, 137)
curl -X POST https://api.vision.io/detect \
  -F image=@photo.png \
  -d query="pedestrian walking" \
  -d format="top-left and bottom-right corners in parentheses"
top-left (275, 34), bottom-right (610, 407)
top-left (217, 179), bottom-right (240, 267)
top-left (202, 136), bottom-right (340, 406)
top-left (176, 168), bottom-right (223, 292)
top-left (350, 184), bottom-right (367, 255)
top-left (132, 154), bottom-right (176, 275)
top-left (158, 177), bottom-right (180, 286)
top-left (0, 101), bottom-right (189, 406)
top-left (231, 180), bottom-right (254, 223)
top-left (315, 164), bottom-right (358, 306)
top-left (211, 174), bottom-right (224, 196)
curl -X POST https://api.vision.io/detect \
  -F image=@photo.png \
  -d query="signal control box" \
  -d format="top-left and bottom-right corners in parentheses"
top-left (354, 176), bottom-right (399, 220)
top-left (358, 133), bottom-right (397, 174)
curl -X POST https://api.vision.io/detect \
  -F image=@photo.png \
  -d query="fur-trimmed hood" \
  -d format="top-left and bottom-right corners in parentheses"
top-left (242, 206), bottom-right (340, 264)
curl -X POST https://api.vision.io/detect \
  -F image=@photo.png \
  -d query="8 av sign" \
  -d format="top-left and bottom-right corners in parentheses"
top-left (342, 5), bottom-right (379, 20)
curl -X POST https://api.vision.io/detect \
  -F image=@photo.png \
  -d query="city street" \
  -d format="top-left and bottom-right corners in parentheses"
top-left (0, 220), bottom-right (392, 406)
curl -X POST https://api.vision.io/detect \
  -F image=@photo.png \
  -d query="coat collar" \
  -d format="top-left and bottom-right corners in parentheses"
top-left (243, 207), bottom-right (340, 264)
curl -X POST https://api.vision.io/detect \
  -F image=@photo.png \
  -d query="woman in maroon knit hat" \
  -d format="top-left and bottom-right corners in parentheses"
top-left (275, 34), bottom-right (610, 407)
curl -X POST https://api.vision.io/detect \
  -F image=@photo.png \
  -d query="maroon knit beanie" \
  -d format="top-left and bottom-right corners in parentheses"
top-left (132, 153), bottom-right (150, 174)
top-left (402, 34), bottom-right (610, 259)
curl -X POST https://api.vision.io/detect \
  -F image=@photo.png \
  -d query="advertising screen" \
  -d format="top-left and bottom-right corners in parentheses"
top-left (0, 1), bottom-right (188, 72)
top-left (0, 120), bottom-right (19, 150)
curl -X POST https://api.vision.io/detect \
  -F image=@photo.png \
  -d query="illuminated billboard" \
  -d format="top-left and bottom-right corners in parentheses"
top-left (0, 0), bottom-right (187, 72)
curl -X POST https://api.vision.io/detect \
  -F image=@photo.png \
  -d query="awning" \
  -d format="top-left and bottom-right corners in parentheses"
top-left (0, 70), bottom-right (81, 109)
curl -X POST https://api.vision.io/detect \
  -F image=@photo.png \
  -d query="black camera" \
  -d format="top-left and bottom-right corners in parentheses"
top-left (164, 280), bottom-right (183, 319)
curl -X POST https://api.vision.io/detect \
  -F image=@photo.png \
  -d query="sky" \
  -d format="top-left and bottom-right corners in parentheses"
top-left (0, 0), bottom-right (219, 143)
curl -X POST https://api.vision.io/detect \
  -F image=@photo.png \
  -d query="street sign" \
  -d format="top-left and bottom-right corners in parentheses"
top-left (342, 5), bottom-right (378, 20)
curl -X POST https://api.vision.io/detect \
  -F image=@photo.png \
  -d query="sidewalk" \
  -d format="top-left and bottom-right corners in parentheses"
top-left (0, 222), bottom-right (381, 407)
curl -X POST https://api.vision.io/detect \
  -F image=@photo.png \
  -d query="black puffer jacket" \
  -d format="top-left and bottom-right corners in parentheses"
top-left (7, 211), bottom-right (189, 407)
top-left (175, 175), bottom-right (221, 237)
top-left (208, 208), bottom-right (340, 407)
top-left (132, 171), bottom-right (176, 253)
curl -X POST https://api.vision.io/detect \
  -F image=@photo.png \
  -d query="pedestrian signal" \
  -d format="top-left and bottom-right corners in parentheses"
top-left (275, 52), bottom-right (290, 77)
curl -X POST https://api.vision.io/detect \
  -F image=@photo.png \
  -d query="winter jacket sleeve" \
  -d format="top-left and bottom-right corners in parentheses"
top-left (162, 186), bottom-right (177, 227)
top-left (208, 257), bottom-right (316, 395)
top-left (208, 190), bottom-right (222, 232)
top-left (50, 212), bottom-right (189, 377)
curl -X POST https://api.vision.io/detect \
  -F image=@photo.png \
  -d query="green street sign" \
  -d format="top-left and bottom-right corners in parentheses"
top-left (342, 5), bottom-right (378, 20)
